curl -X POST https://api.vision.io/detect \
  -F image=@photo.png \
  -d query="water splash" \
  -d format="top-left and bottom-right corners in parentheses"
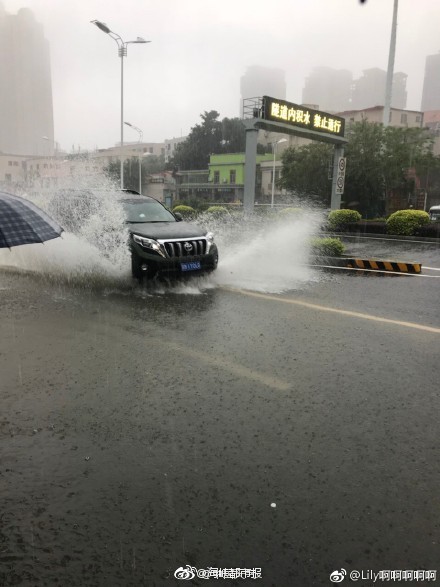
top-left (202, 210), bottom-right (322, 293)
top-left (1, 181), bottom-right (323, 295)
top-left (0, 177), bottom-right (131, 288)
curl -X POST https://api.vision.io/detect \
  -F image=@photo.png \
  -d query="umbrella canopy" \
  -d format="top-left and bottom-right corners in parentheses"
top-left (0, 191), bottom-right (63, 249)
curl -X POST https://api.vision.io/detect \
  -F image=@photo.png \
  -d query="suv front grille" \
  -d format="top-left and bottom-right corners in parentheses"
top-left (163, 239), bottom-right (207, 258)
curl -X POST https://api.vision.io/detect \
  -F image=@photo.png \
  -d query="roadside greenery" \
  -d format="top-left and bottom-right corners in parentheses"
top-left (279, 143), bottom-right (333, 205)
top-left (104, 155), bottom-right (165, 191)
top-left (310, 237), bottom-right (345, 257)
top-left (205, 205), bottom-right (230, 217)
top-left (386, 209), bottom-right (430, 236)
top-left (172, 204), bottom-right (195, 218)
top-left (328, 209), bottom-right (362, 230)
top-left (280, 120), bottom-right (440, 216)
top-left (169, 110), bottom-right (270, 171)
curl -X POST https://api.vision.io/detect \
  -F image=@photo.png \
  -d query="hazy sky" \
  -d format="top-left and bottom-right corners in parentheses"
top-left (4, 0), bottom-right (440, 152)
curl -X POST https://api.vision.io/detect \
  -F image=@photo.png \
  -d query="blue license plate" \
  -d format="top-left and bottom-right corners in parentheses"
top-left (181, 261), bottom-right (201, 272)
top-left (180, 261), bottom-right (202, 271)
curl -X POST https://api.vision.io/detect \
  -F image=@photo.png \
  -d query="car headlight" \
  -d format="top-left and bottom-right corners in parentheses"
top-left (132, 233), bottom-right (165, 257)
top-left (206, 232), bottom-right (214, 244)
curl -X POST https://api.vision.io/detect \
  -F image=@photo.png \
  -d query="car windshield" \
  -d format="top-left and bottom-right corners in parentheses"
top-left (122, 199), bottom-right (176, 223)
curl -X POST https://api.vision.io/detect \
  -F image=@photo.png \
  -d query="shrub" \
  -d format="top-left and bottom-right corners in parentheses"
top-left (386, 209), bottom-right (430, 236)
top-left (328, 209), bottom-right (362, 230)
top-left (205, 205), bottom-right (229, 217)
top-left (172, 205), bottom-right (196, 218)
top-left (310, 237), bottom-right (345, 257)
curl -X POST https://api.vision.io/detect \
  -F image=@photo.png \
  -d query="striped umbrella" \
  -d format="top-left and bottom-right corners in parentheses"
top-left (0, 191), bottom-right (63, 249)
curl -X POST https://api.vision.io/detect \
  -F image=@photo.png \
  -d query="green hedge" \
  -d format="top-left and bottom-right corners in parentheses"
top-left (310, 237), bottom-right (345, 257)
top-left (205, 206), bottom-right (229, 217)
top-left (386, 209), bottom-right (430, 236)
top-left (172, 205), bottom-right (195, 218)
top-left (328, 209), bottom-right (362, 230)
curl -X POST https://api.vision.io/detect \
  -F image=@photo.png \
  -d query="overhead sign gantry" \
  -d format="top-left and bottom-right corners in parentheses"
top-left (242, 96), bottom-right (348, 212)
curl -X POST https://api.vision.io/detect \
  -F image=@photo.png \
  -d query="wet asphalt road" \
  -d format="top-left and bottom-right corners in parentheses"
top-left (1, 242), bottom-right (439, 587)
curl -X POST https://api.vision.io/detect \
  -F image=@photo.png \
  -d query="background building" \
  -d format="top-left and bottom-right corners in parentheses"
top-left (337, 106), bottom-right (423, 128)
top-left (351, 68), bottom-right (407, 110)
top-left (421, 51), bottom-right (440, 112)
top-left (240, 66), bottom-right (286, 116)
top-left (300, 66), bottom-right (408, 113)
top-left (423, 110), bottom-right (440, 156)
top-left (302, 67), bottom-right (352, 113)
top-left (164, 136), bottom-right (187, 164)
top-left (0, 4), bottom-right (54, 156)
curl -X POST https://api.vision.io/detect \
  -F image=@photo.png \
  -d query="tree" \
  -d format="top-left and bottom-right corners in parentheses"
top-left (169, 110), bottom-right (270, 170)
top-left (280, 119), bottom-right (440, 215)
top-left (103, 154), bottom-right (165, 191)
top-left (219, 117), bottom-right (246, 153)
top-left (343, 120), bottom-right (385, 215)
top-left (279, 143), bottom-right (333, 205)
top-left (170, 110), bottom-right (223, 170)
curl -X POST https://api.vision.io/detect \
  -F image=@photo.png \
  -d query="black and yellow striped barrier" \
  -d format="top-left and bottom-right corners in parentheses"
top-left (345, 258), bottom-right (422, 273)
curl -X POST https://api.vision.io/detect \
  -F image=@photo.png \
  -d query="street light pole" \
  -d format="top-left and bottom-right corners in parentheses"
top-left (271, 138), bottom-right (287, 208)
top-left (124, 121), bottom-right (143, 194)
top-left (91, 20), bottom-right (150, 189)
top-left (383, 0), bottom-right (399, 127)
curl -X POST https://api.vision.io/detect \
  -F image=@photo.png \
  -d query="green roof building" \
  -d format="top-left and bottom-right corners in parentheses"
top-left (175, 152), bottom-right (275, 204)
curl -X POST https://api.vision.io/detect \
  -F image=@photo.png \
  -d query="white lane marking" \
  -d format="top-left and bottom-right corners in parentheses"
top-left (164, 340), bottom-right (290, 391)
top-left (222, 287), bottom-right (440, 334)
top-left (424, 266), bottom-right (440, 271)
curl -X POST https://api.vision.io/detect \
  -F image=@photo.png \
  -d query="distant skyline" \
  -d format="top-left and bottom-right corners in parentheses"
top-left (2, 0), bottom-right (440, 152)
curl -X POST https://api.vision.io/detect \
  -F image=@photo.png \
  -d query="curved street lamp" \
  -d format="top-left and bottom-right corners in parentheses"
top-left (124, 121), bottom-right (143, 194)
top-left (91, 20), bottom-right (150, 189)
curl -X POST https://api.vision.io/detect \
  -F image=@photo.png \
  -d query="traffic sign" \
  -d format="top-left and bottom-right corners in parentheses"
top-left (335, 157), bottom-right (346, 195)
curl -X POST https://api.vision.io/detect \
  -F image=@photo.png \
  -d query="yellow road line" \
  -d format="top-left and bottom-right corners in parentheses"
top-left (164, 340), bottom-right (290, 391)
top-left (222, 287), bottom-right (440, 334)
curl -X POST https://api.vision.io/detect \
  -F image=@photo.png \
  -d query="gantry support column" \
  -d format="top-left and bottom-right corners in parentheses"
top-left (243, 119), bottom-right (259, 215)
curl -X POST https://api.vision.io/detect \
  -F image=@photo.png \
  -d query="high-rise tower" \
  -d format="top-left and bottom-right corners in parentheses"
top-left (240, 66), bottom-right (286, 116)
top-left (302, 67), bottom-right (352, 112)
top-left (421, 51), bottom-right (440, 112)
top-left (0, 4), bottom-right (54, 155)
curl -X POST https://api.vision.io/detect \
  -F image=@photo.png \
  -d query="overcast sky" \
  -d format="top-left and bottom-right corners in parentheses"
top-left (4, 0), bottom-right (440, 152)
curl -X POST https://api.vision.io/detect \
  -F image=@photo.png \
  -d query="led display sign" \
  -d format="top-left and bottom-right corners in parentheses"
top-left (262, 96), bottom-right (345, 137)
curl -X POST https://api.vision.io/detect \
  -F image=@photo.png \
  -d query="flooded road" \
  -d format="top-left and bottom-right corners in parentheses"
top-left (1, 246), bottom-right (439, 586)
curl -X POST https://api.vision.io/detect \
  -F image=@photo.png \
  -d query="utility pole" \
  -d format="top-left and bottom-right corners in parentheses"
top-left (383, 0), bottom-right (398, 127)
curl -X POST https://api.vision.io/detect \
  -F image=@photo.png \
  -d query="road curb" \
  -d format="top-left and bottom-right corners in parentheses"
top-left (321, 231), bottom-right (440, 244)
top-left (313, 257), bottom-right (422, 273)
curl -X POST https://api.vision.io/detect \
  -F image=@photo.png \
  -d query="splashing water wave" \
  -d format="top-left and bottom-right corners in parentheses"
top-left (210, 211), bottom-right (321, 293)
top-left (0, 182), bottom-right (323, 295)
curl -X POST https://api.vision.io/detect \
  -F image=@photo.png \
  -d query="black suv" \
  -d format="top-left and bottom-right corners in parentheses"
top-left (122, 196), bottom-right (218, 280)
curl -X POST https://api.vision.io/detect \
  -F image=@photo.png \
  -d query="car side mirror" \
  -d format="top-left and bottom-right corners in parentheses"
top-left (174, 212), bottom-right (183, 221)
